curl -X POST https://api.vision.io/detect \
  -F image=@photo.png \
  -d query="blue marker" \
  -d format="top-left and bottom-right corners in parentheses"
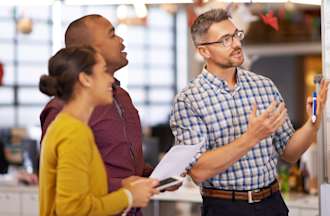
top-left (312, 91), bottom-right (317, 123)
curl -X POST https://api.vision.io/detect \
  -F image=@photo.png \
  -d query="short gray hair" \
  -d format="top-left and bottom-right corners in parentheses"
top-left (191, 9), bottom-right (231, 46)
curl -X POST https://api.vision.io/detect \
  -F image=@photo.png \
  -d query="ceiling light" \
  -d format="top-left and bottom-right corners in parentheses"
top-left (117, 5), bottom-right (129, 19)
top-left (289, 0), bottom-right (321, 5)
top-left (134, 2), bottom-right (148, 18)
top-left (221, 0), bottom-right (251, 2)
top-left (252, 0), bottom-right (287, 3)
top-left (0, 0), bottom-right (54, 6)
top-left (65, 0), bottom-right (193, 5)
top-left (144, 0), bottom-right (193, 2)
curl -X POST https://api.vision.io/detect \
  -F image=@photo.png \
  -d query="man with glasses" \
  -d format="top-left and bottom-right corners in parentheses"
top-left (170, 9), bottom-right (328, 216)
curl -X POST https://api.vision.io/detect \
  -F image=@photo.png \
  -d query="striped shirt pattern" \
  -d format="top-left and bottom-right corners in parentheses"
top-left (170, 68), bottom-right (295, 190)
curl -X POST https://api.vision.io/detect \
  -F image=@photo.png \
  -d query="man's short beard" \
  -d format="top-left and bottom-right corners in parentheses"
top-left (216, 59), bottom-right (243, 69)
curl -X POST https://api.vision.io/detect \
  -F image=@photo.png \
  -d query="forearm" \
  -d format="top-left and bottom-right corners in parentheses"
top-left (56, 188), bottom-right (128, 216)
top-left (282, 119), bottom-right (317, 164)
top-left (190, 133), bottom-right (259, 183)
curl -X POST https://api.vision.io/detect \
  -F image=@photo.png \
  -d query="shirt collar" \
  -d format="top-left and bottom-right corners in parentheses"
top-left (112, 78), bottom-right (121, 95)
top-left (201, 66), bottom-right (243, 93)
top-left (114, 78), bottom-right (121, 87)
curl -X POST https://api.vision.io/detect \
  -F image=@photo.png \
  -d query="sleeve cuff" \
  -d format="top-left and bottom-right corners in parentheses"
top-left (121, 189), bottom-right (133, 215)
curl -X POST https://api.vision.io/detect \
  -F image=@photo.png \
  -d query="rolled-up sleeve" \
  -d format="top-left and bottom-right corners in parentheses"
top-left (170, 96), bottom-right (208, 170)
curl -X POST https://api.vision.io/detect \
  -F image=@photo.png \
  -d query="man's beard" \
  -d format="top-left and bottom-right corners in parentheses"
top-left (216, 57), bottom-right (244, 69)
top-left (216, 48), bottom-right (244, 69)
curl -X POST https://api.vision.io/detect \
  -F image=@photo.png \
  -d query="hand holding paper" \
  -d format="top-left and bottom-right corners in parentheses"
top-left (150, 142), bottom-right (204, 180)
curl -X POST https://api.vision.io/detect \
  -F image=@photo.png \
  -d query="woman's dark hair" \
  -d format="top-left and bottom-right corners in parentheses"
top-left (39, 45), bottom-right (97, 102)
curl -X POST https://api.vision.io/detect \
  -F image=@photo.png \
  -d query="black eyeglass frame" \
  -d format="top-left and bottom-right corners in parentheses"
top-left (197, 29), bottom-right (245, 47)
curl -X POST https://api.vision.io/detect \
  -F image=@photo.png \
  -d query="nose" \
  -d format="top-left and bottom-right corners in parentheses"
top-left (231, 36), bottom-right (241, 49)
top-left (117, 35), bottom-right (124, 43)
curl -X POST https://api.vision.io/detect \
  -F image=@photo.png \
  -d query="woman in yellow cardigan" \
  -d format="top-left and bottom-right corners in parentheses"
top-left (38, 46), bottom-right (159, 216)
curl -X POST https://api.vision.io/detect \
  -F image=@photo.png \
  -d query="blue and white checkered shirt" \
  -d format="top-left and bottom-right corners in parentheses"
top-left (170, 67), bottom-right (295, 191)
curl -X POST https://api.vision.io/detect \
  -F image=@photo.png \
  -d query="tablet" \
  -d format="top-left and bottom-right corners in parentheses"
top-left (156, 177), bottom-right (183, 191)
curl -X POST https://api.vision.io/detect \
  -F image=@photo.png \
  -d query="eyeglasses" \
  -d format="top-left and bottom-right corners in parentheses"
top-left (198, 30), bottom-right (245, 47)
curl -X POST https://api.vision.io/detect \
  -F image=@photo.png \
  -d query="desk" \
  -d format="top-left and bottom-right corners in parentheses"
top-left (0, 185), bottom-right (38, 216)
top-left (0, 183), bottom-right (318, 216)
top-left (151, 186), bottom-right (318, 216)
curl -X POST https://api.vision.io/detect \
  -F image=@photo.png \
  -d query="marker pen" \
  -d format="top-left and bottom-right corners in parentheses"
top-left (312, 91), bottom-right (317, 123)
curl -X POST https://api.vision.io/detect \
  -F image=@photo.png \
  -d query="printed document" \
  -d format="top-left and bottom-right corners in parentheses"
top-left (150, 142), bottom-right (204, 180)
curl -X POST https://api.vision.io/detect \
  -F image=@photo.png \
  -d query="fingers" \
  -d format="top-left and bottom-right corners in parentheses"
top-left (319, 80), bottom-right (329, 101)
top-left (262, 102), bottom-right (286, 134)
top-left (270, 105), bottom-right (287, 130)
top-left (180, 172), bottom-right (187, 177)
top-left (260, 100), bottom-right (277, 119)
top-left (134, 178), bottom-right (159, 193)
top-left (250, 100), bottom-right (277, 120)
top-left (152, 187), bottom-right (160, 195)
top-left (122, 176), bottom-right (140, 184)
top-left (130, 179), bottom-right (160, 207)
top-left (306, 97), bottom-right (313, 106)
top-left (317, 80), bottom-right (329, 114)
top-left (248, 101), bottom-right (286, 139)
top-left (142, 182), bottom-right (159, 202)
top-left (249, 102), bottom-right (257, 120)
top-left (150, 178), bottom-right (159, 185)
top-left (267, 102), bottom-right (285, 123)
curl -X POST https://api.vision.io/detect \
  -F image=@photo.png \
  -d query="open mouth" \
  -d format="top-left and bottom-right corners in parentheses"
top-left (231, 49), bottom-right (242, 58)
top-left (121, 44), bottom-right (127, 56)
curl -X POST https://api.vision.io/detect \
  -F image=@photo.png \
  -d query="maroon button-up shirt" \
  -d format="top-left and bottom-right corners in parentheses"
top-left (40, 81), bottom-right (153, 194)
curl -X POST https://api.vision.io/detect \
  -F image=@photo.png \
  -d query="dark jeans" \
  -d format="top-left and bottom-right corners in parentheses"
top-left (201, 191), bottom-right (289, 216)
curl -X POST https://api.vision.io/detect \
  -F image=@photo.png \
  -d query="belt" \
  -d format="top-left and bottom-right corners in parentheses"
top-left (202, 181), bottom-right (280, 204)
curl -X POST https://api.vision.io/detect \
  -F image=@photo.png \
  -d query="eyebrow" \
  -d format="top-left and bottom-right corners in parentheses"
top-left (108, 27), bottom-right (115, 35)
top-left (216, 28), bottom-right (238, 41)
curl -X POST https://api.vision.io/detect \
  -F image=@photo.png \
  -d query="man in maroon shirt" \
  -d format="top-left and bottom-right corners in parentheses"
top-left (40, 15), bottom-right (153, 216)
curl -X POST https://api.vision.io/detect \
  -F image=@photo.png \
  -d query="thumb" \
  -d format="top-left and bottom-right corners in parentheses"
top-left (306, 96), bottom-right (312, 107)
top-left (306, 96), bottom-right (313, 105)
top-left (149, 179), bottom-right (159, 187)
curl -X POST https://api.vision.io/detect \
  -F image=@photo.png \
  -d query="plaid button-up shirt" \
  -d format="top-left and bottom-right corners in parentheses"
top-left (170, 67), bottom-right (295, 190)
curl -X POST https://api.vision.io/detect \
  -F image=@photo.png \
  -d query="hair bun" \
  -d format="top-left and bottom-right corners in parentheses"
top-left (39, 75), bottom-right (58, 97)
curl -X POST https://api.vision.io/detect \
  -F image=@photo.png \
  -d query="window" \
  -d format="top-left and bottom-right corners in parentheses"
top-left (0, 4), bottom-right (181, 128)
top-left (61, 5), bottom-right (178, 126)
top-left (0, 6), bottom-right (51, 127)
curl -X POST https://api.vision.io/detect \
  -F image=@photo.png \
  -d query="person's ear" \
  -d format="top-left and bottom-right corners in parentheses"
top-left (197, 46), bottom-right (211, 59)
top-left (78, 72), bottom-right (92, 88)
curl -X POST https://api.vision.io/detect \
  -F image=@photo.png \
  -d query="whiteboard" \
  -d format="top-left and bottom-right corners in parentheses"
top-left (322, 0), bottom-right (330, 183)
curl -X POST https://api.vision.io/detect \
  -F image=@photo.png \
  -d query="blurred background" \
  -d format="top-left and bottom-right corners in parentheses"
top-left (0, 0), bottom-right (324, 216)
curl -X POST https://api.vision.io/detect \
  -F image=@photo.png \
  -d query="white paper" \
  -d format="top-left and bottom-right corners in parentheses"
top-left (150, 142), bottom-right (203, 180)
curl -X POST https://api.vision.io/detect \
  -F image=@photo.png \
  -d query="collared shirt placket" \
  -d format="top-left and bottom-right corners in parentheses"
top-left (113, 98), bottom-right (137, 173)
top-left (113, 97), bottom-right (138, 216)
